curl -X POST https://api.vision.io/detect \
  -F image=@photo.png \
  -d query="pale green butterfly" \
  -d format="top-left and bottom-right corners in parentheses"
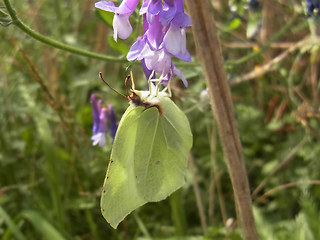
top-left (99, 72), bottom-right (193, 229)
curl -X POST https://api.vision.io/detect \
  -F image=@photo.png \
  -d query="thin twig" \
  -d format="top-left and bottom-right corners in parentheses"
top-left (185, 1), bottom-right (258, 239)
top-left (223, 42), bottom-right (295, 49)
top-left (252, 137), bottom-right (308, 198)
top-left (226, 15), bottom-right (298, 66)
top-left (310, 59), bottom-right (319, 106)
top-left (207, 122), bottom-right (228, 224)
top-left (230, 38), bottom-right (310, 85)
top-left (189, 154), bottom-right (208, 233)
top-left (254, 180), bottom-right (320, 204)
top-left (208, 123), bottom-right (217, 221)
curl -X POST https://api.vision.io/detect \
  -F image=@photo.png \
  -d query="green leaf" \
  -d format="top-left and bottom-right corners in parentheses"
top-left (0, 206), bottom-right (26, 240)
top-left (0, 9), bottom-right (12, 27)
top-left (108, 35), bottom-right (130, 54)
top-left (100, 90), bottom-right (193, 228)
top-left (97, 9), bottom-right (114, 27)
top-left (228, 18), bottom-right (242, 31)
top-left (22, 210), bottom-right (66, 240)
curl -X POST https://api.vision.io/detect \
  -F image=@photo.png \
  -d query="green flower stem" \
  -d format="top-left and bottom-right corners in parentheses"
top-left (169, 190), bottom-right (187, 236)
top-left (3, 0), bottom-right (126, 62)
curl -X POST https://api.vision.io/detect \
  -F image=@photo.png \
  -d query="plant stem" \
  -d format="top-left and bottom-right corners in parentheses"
top-left (3, 0), bottom-right (125, 62)
top-left (189, 154), bottom-right (207, 233)
top-left (169, 190), bottom-right (187, 236)
top-left (255, 180), bottom-right (320, 204)
top-left (185, 1), bottom-right (258, 239)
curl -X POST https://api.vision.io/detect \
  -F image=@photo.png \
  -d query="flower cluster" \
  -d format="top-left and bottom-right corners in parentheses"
top-left (95, 0), bottom-right (191, 86)
top-left (91, 94), bottom-right (118, 147)
top-left (306, 0), bottom-right (320, 17)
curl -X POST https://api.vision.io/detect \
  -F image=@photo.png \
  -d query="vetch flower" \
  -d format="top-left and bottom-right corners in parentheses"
top-left (140, 0), bottom-right (163, 24)
top-left (95, 0), bottom-right (192, 86)
top-left (164, 24), bottom-right (190, 62)
top-left (90, 94), bottom-right (118, 147)
top-left (127, 9), bottom-right (190, 85)
top-left (95, 0), bottom-right (140, 41)
top-left (106, 104), bottom-right (118, 140)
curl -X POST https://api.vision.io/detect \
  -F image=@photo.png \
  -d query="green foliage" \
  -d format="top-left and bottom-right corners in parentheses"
top-left (0, 207), bottom-right (26, 240)
top-left (0, 8), bottom-right (12, 27)
top-left (97, 9), bottom-right (114, 27)
top-left (228, 18), bottom-right (242, 31)
top-left (253, 193), bottom-right (320, 240)
top-left (21, 210), bottom-right (66, 240)
top-left (108, 35), bottom-right (130, 55)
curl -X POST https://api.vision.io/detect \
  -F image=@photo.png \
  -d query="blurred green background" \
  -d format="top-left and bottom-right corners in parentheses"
top-left (1, 0), bottom-right (320, 239)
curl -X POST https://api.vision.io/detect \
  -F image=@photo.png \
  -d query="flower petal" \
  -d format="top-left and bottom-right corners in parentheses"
top-left (95, 0), bottom-right (139, 14)
top-left (98, 108), bottom-right (108, 133)
top-left (141, 59), bottom-right (154, 81)
top-left (95, 1), bottom-right (117, 12)
top-left (122, 0), bottom-right (140, 11)
top-left (146, 15), bottom-right (163, 48)
top-left (113, 13), bottom-right (132, 41)
top-left (173, 66), bottom-right (188, 87)
top-left (148, 0), bottom-right (162, 15)
top-left (164, 24), bottom-right (191, 62)
top-left (127, 37), bottom-right (145, 61)
top-left (172, 12), bottom-right (192, 27)
top-left (91, 94), bottom-right (101, 134)
top-left (91, 132), bottom-right (106, 147)
top-left (107, 105), bottom-right (118, 139)
top-left (160, 0), bottom-right (176, 26)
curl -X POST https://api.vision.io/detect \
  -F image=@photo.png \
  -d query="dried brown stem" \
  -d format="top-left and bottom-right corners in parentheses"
top-left (185, 1), bottom-right (258, 239)
top-left (254, 180), bottom-right (320, 204)
top-left (189, 154), bottom-right (208, 233)
top-left (230, 38), bottom-right (310, 85)
top-left (223, 42), bottom-right (295, 49)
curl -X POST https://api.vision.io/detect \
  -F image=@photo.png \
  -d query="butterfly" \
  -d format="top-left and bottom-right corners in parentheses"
top-left (99, 72), bottom-right (192, 228)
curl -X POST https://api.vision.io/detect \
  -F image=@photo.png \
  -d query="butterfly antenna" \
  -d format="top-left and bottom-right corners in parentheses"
top-left (124, 74), bottom-right (130, 96)
top-left (99, 72), bottom-right (127, 99)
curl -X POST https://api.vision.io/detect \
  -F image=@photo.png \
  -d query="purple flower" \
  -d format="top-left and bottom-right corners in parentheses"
top-left (90, 94), bottom-right (118, 147)
top-left (95, 0), bottom-right (140, 41)
top-left (95, 0), bottom-right (192, 86)
top-left (164, 24), bottom-right (190, 62)
top-left (106, 104), bottom-right (118, 139)
top-left (128, 6), bottom-right (191, 86)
